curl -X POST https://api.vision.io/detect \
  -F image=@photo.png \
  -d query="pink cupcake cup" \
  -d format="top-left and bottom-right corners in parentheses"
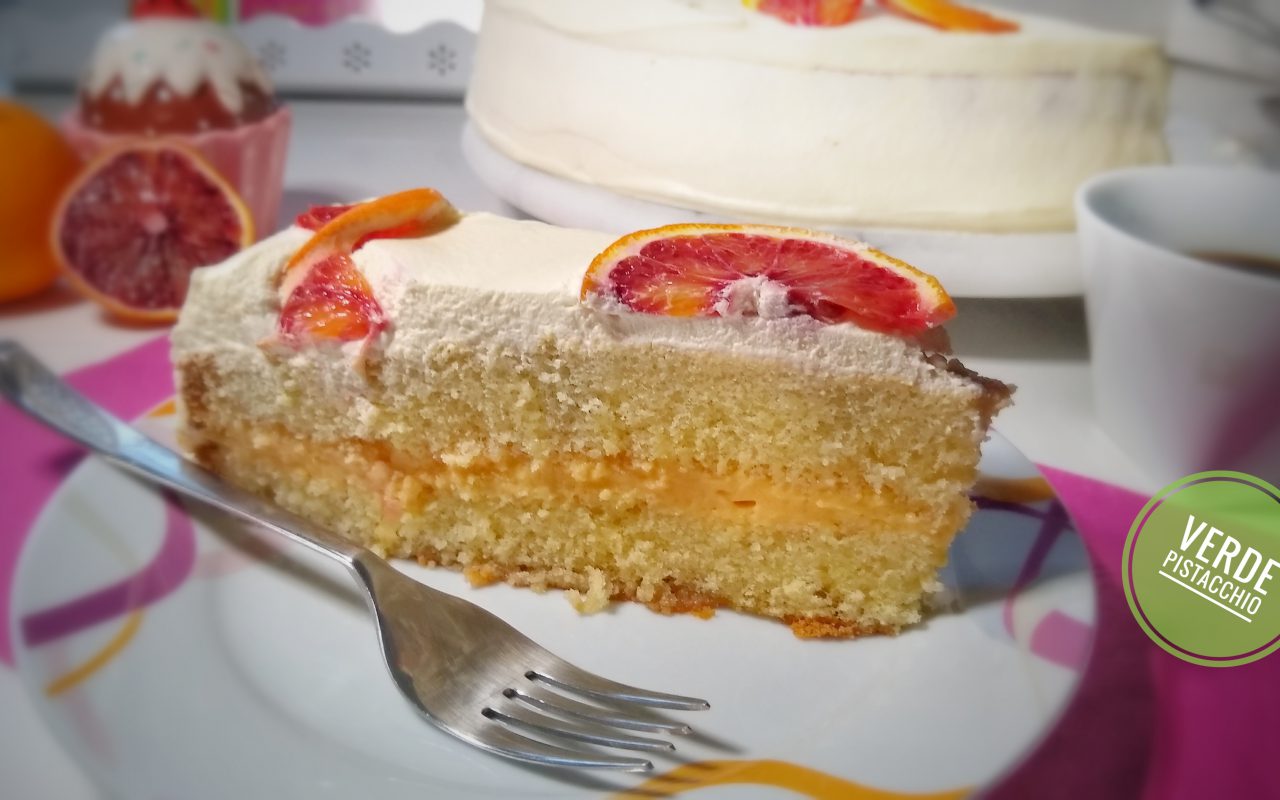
top-left (61, 105), bottom-right (292, 241)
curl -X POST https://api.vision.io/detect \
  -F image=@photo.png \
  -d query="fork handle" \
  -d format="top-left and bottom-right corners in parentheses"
top-left (0, 340), bottom-right (367, 566)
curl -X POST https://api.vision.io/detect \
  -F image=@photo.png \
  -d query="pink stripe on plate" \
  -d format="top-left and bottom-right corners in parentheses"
top-left (1030, 611), bottom-right (1093, 670)
top-left (0, 336), bottom-right (174, 665)
top-left (21, 494), bottom-right (196, 647)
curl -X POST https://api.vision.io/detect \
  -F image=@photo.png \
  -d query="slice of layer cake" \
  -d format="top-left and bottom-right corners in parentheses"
top-left (172, 190), bottom-right (1011, 637)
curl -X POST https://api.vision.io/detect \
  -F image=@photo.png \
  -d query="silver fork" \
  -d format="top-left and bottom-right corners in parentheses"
top-left (0, 341), bottom-right (708, 772)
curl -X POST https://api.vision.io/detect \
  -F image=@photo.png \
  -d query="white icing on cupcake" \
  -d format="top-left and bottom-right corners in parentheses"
top-left (83, 18), bottom-right (273, 115)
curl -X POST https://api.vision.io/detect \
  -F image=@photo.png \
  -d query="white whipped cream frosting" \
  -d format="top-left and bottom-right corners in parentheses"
top-left (499, 0), bottom-right (1163, 75)
top-left (175, 212), bottom-right (978, 397)
top-left (83, 19), bottom-right (272, 113)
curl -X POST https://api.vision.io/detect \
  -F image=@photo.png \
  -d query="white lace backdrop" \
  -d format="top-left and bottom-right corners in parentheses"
top-left (0, 0), bottom-right (481, 98)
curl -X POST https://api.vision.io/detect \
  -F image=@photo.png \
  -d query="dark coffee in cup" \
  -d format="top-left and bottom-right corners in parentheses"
top-left (1190, 251), bottom-right (1280, 278)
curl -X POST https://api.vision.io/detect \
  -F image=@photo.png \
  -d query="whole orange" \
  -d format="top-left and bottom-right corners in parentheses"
top-left (0, 101), bottom-right (81, 303)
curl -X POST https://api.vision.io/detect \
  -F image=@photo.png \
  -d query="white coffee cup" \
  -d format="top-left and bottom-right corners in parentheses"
top-left (1076, 166), bottom-right (1280, 487)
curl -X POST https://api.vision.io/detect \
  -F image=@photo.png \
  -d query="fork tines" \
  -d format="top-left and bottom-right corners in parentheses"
top-left (479, 669), bottom-right (710, 771)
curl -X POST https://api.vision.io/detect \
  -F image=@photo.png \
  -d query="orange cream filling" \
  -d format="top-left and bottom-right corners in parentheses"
top-left (229, 425), bottom-right (942, 533)
top-left (381, 451), bottom-right (904, 528)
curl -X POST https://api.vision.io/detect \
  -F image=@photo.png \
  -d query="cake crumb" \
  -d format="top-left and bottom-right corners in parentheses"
top-left (464, 564), bottom-right (502, 587)
top-left (566, 568), bottom-right (611, 613)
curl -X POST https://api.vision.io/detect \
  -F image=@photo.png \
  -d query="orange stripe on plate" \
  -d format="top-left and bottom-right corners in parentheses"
top-left (973, 475), bottom-right (1055, 504)
top-left (44, 611), bottom-right (143, 697)
top-left (612, 759), bottom-right (970, 799)
top-left (147, 399), bottom-right (177, 418)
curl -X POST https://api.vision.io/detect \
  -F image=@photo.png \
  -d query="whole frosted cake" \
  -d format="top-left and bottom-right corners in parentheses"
top-left (466, 0), bottom-right (1168, 233)
top-left (173, 190), bottom-right (1010, 637)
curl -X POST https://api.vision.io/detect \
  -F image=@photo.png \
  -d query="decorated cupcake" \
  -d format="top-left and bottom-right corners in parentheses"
top-left (63, 0), bottom-right (290, 238)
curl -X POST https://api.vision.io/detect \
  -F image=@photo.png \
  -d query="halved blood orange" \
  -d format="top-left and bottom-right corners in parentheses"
top-left (580, 224), bottom-right (955, 337)
top-left (275, 188), bottom-right (459, 346)
top-left (742, 0), bottom-right (863, 26)
top-left (879, 0), bottom-right (1018, 32)
top-left (51, 142), bottom-right (252, 323)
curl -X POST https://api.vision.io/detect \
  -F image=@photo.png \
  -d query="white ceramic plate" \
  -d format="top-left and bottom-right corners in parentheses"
top-left (11, 410), bottom-right (1095, 800)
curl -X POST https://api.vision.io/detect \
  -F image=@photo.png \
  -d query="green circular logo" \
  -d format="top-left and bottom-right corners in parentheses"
top-left (1123, 471), bottom-right (1280, 667)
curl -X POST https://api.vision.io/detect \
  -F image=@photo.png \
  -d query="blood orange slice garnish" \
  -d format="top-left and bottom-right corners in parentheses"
top-left (278, 253), bottom-right (384, 342)
top-left (879, 0), bottom-right (1018, 32)
top-left (52, 142), bottom-right (253, 323)
top-left (580, 224), bottom-right (955, 337)
top-left (742, 0), bottom-right (863, 25)
top-left (131, 0), bottom-right (201, 18)
top-left (295, 203), bottom-right (357, 231)
top-left (275, 188), bottom-right (459, 346)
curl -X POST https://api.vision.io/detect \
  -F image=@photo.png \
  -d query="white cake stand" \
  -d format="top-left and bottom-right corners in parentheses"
top-left (461, 122), bottom-right (1082, 299)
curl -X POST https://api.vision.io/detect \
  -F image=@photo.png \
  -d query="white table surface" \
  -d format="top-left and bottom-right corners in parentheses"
top-left (1, 72), bottom-right (1274, 797)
